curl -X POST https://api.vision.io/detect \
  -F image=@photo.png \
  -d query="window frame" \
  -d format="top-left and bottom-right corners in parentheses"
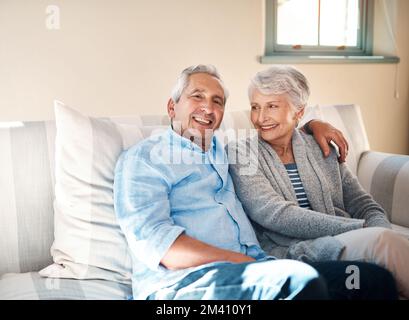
top-left (265, 0), bottom-right (374, 56)
top-left (261, 0), bottom-right (403, 63)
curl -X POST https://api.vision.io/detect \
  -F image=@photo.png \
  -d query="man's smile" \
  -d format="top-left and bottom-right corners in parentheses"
top-left (192, 115), bottom-right (214, 126)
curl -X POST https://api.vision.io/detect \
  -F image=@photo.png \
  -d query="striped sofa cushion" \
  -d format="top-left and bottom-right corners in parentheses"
top-left (0, 121), bottom-right (56, 277)
top-left (358, 151), bottom-right (409, 229)
top-left (0, 272), bottom-right (131, 300)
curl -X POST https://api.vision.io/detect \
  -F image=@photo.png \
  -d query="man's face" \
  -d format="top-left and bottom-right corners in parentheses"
top-left (168, 73), bottom-right (225, 146)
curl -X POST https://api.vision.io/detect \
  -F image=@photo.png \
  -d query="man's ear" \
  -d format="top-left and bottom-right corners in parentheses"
top-left (167, 98), bottom-right (176, 119)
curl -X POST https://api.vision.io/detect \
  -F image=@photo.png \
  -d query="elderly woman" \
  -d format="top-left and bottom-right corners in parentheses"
top-left (228, 65), bottom-right (409, 298)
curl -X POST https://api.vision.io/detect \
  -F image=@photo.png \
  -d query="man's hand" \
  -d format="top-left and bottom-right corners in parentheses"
top-left (306, 120), bottom-right (349, 163)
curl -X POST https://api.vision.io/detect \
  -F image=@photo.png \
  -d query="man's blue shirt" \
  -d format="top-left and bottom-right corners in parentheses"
top-left (114, 127), bottom-right (266, 299)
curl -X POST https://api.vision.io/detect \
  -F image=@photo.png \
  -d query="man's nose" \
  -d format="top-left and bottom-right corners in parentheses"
top-left (201, 101), bottom-right (214, 113)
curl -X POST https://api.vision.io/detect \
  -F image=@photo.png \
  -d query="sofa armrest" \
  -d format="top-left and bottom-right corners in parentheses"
top-left (357, 151), bottom-right (409, 228)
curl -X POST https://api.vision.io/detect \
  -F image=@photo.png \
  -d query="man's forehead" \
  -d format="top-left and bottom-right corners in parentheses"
top-left (185, 73), bottom-right (224, 94)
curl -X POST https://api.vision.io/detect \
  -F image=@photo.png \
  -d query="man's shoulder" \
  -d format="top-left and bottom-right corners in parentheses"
top-left (122, 130), bottom-right (168, 159)
top-left (114, 130), bottom-right (173, 186)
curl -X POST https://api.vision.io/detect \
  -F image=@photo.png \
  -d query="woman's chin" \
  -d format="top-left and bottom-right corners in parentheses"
top-left (259, 131), bottom-right (277, 142)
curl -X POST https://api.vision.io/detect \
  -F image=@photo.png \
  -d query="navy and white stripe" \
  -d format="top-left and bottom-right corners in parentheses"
top-left (284, 163), bottom-right (311, 209)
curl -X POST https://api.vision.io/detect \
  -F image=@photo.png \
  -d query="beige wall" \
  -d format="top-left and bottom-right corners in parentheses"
top-left (0, 0), bottom-right (408, 154)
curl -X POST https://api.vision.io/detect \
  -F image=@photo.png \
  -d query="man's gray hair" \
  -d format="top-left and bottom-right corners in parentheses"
top-left (248, 65), bottom-right (310, 110)
top-left (171, 64), bottom-right (229, 105)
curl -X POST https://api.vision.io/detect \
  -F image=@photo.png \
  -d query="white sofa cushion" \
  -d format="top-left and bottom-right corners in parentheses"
top-left (39, 101), bottom-right (147, 284)
top-left (301, 104), bottom-right (370, 175)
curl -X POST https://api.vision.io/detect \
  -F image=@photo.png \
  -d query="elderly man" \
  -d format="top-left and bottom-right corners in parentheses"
top-left (113, 65), bottom-right (397, 300)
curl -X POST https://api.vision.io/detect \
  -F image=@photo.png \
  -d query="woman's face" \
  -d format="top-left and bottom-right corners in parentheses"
top-left (250, 90), bottom-right (304, 144)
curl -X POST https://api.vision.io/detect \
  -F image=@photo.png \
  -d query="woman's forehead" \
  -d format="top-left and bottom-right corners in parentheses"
top-left (251, 91), bottom-right (288, 103)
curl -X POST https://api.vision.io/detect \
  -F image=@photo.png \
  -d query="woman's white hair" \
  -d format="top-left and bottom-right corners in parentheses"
top-left (171, 64), bottom-right (229, 105)
top-left (248, 65), bottom-right (310, 110)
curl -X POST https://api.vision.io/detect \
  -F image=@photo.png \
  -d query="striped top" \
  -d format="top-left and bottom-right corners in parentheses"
top-left (284, 163), bottom-right (311, 209)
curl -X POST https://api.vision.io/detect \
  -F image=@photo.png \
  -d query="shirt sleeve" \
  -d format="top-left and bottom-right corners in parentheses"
top-left (340, 162), bottom-right (391, 229)
top-left (113, 151), bottom-right (185, 271)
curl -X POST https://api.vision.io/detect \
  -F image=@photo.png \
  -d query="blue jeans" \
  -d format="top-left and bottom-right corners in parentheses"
top-left (147, 259), bottom-right (328, 300)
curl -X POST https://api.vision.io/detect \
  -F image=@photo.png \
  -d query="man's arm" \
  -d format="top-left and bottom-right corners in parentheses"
top-left (161, 234), bottom-right (255, 270)
top-left (302, 120), bottom-right (349, 163)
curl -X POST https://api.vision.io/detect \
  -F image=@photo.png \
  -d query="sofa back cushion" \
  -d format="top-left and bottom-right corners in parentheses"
top-left (0, 121), bottom-right (56, 276)
top-left (313, 104), bottom-right (370, 175)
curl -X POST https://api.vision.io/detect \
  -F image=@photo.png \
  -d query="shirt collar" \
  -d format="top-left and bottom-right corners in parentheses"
top-left (166, 126), bottom-right (218, 154)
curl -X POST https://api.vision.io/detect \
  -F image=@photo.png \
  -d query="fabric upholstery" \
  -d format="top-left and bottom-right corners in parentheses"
top-left (0, 121), bottom-right (55, 276)
top-left (0, 272), bottom-right (131, 300)
top-left (358, 151), bottom-right (409, 228)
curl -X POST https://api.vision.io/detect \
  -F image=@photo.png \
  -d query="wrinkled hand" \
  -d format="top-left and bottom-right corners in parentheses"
top-left (308, 120), bottom-right (349, 163)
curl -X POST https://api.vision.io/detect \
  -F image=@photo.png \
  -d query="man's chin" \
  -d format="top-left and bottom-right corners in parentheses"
top-left (187, 126), bottom-right (215, 136)
top-left (181, 127), bottom-right (214, 147)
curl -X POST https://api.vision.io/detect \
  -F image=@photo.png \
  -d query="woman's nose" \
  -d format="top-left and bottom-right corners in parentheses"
top-left (258, 110), bottom-right (265, 123)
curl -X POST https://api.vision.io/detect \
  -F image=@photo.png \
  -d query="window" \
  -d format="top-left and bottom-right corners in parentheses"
top-left (263, 0), bottom-right (399, 63)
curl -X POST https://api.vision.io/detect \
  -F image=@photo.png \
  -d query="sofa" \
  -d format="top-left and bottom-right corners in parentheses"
top-left (1, 102), bottom-right (408, 300)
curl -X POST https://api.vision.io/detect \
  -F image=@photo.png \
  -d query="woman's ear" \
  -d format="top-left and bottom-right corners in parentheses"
top-left (296, 106), bottom-right (305, 121)
top-left (167, 98), bottom-right (176, 119)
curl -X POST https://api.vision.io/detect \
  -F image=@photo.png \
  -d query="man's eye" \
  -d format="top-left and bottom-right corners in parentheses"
top-left (251, 106), bottom-right (258, 110)
top-left (269, 104), bottom-right (278, 108)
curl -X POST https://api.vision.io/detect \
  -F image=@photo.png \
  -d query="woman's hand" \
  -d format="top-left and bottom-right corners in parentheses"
top-left (307, 120), bottom-right (349, 163)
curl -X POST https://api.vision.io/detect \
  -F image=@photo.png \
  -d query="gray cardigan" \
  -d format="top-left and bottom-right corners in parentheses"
top-left (228, 130), bottom-right (391, 262)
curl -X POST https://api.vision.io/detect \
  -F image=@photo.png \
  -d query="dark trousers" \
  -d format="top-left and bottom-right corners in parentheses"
top-left (310, 260), bottom-right (398, 300)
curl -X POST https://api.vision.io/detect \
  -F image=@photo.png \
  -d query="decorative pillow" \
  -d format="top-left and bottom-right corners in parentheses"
top-left (39, 101), bottom-right (145, 284)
